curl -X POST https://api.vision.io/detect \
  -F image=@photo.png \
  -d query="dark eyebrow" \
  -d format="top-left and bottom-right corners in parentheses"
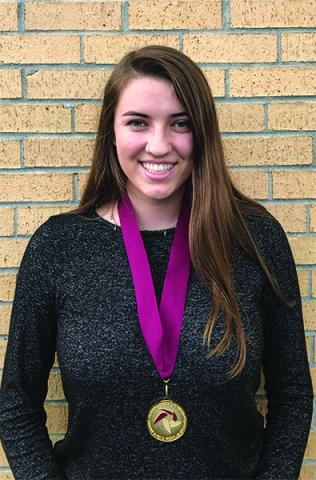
top-left (122, 110), bottom-right (188, 118)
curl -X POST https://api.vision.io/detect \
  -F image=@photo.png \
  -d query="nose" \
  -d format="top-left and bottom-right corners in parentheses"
top-left (145, 128), bottom-right (172, 157)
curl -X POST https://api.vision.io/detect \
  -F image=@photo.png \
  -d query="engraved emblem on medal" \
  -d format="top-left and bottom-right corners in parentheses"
top-left (147, 379), bottom-right (188, 442)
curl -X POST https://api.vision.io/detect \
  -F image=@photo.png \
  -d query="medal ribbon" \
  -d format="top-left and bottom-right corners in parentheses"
top-left (118, 191), bottom-right (190, 380)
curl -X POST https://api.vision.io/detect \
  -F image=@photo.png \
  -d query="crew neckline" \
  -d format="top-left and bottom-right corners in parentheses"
top-left (91, 206), bottom-right (176, 234)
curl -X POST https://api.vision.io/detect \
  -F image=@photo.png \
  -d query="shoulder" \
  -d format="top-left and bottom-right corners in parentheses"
top-left (243, 208), bottom-right (288, 254)
top-left (241, 208), bottom-right (296, 281)
top-left (32, 207), bottom-right (96, 238)
top-left (20, 211), bottom-right (93, 277)
top-left (24, 209), bottom-right (93, 257)
top-left (27, 212), bottom-right (74, 244)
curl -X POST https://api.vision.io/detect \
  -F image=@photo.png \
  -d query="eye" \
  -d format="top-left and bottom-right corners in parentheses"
top-left (126, 119), bottom-right (147, 128)
top-left (173, 120), bottom-right (192, 131)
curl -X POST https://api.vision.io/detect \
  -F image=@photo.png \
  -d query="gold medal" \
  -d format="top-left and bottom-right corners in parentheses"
top-left (147, 398), bottom-right (188, 442)
top-left (147, 379), bottom-right (188, 442)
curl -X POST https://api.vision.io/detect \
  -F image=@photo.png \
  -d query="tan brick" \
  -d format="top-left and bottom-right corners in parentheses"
top-left (305, 368), bottom-right (316, 402)
top-left (202, 70), bottom-right (225, 98)
top-left (17, 206), bottom-right (71, 235)
top-left (0, 443), bottom-right (9, 467)
top-left (0, 35), bottom-right (80, 64)
top-left (0, 471), bottom-right (12, 480)
top-left (0, 174), bottom-right (73, 202)
top-left (0, 307), bottom-right (11, 335)
top-left (26, 2), bottom-right (120, 31)
top-left (0, 275), bottom-right (16, 302)
top-left (305, 431), bottom-right (316, 461)
top-left (0, 208), bottom-right (15, 236)
top-left (47, 371), bottom-right (65, 400)
top-left (311, 206), bottom-right (316, 233)
top-left (24, 138), bottom-right (94, 167)
top-left (0, 70), bottom-right (21, 99)
top-left (224, 137), bottom-right (312, 167)
top-left (0, 140), bottom-right (20, 169)
top-left (0, 240), bottom-right (28, 269)
top-left (44, 403), bottom-right (68, 434)
top-left (269, 103), bottom-right (316, 131)
top-left (283, 33), bottom-right (316, 62)
top-left (231, 0), bottom-right (315, 28)
top-left (184, 34), bottom-right (277, 63)
top-left (129, 0), bottom-right (221, 29)
top-left (305, 335), bottom-right (311, 362)
top-left (297, 270), bottom-right (310, 297)
top-left (303, 303), bottom-right (316, 330)
top-left (273, 172), bottom-right (316, 199)
top-left (230, 68), bottom-right (316, 97)
top-left (229, 171), bottom-right (268, 200)
top-left (0, 3), bottom-right (17, 31)
top-left (217, 104), bottom-right (264, 133)
top-left (0, 105), bottom-right (71, 133)
top-left (265, 205), bottom-right (306, 233)
top-left (313, 271), bottom-right (316, 298)
top-left (288, 238), bottom-right (316, 266)
top-left (78, 172), bottom-right (89, 198)
top-left (84, 35), bottom-right (179, 64)
top-left (27, 70), bottom-right (111, 100)
top-left (75, 104), bottom-right (101, 132)
top-left (299, 463), bottom-right (316, 480)
top-left (0, 339), bottom-right (8, 368)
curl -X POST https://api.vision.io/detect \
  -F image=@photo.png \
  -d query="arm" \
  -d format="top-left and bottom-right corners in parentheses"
top-left (0, 219), bottom-right (67, 480)
top-left (252, 216), bottom-right (313, 479)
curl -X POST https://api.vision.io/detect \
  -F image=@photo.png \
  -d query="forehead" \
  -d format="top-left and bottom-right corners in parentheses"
top-left (115, 75), bottom-right (185, 114)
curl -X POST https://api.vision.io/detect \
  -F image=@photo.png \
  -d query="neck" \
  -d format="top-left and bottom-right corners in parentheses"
top-left (125, 184), bottom-right (185, 230)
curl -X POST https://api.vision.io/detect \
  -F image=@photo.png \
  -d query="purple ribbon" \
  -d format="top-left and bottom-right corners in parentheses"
top-left (118, 191), bottom-right (191, 379)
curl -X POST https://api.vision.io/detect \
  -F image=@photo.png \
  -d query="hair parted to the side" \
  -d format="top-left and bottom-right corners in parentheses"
top-left (60, 45), bottom-right (294, 379)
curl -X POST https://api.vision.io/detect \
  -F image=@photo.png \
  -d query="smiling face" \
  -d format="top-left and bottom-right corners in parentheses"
top-left (113, 75), bottom-right (194, 205)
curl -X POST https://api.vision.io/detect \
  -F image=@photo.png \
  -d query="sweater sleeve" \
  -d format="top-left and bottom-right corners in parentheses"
top-left (0, 219), bottom-right (67, 480)
top-left (252, 216), bottom-right (313, 479)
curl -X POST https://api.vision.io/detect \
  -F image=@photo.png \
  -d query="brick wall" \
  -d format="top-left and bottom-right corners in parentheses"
top-left (0, 1), bottom-right (315, 478)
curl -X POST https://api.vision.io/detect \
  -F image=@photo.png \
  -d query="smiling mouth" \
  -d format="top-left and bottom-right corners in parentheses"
top-left (140, 162), bottom-right (176, 173)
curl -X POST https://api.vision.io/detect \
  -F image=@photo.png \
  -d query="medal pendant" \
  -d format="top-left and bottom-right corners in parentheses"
top-left (147, 380), bottom-right (188, 442)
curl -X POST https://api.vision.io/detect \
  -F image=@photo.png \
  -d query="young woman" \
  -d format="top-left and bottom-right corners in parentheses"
top-left (0, 46), bottom-right (313, 480)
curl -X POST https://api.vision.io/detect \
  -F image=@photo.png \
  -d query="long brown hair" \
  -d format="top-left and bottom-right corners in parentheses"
top-left (60, 45), bottom-right (293, 379)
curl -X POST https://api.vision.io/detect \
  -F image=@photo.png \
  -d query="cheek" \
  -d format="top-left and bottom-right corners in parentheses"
top-left (175, 135), bottom-right (193, 159)
top-left (116, 133), bottom-right (144, 159)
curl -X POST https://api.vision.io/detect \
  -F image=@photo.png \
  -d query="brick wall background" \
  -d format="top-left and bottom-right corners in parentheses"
top-left (0, 0), bottom-right (315, 478)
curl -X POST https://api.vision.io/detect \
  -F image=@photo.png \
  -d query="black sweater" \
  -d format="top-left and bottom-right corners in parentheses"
top-left (0, 206), bottom-right (313, 480)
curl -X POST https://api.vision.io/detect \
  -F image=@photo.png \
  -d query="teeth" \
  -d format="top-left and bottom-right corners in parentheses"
top-left (143, 162), bottom-right (175, 173)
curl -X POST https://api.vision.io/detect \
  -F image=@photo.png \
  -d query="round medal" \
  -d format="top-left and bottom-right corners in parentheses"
top-left (147, 398), bottom-right (188, 442)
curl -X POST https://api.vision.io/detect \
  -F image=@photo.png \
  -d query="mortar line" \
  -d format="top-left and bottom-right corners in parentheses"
top-left (17, 1), bottom-right (24, 32)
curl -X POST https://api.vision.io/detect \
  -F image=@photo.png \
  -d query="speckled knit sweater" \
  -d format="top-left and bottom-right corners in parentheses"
top-left (0, 206), bottom-right (313, 480)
